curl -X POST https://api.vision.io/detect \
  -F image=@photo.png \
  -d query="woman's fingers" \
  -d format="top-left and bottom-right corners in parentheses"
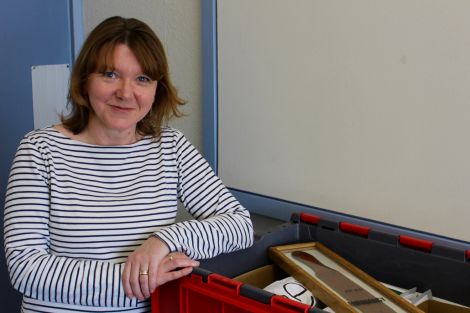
top-left (122, 261), bottom-right (148, 300)
top-left (153, 253), bottom-right (200, 286)
top-left (138, 267), bottom-right (151, 299)
top-left (123, 239), bottom-right (200, 301)
top-left (146, 258), bottom-right (160, 295)
top-left (122, 261), bottom-right (133, 298)
top-left (160, 266), bottom-right (194, 285)
top-left (123, 237), bottom-right (168, 299)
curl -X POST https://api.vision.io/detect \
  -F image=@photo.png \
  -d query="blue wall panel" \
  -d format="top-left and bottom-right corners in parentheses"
top-left (0, 0), bottom-right (74, 309)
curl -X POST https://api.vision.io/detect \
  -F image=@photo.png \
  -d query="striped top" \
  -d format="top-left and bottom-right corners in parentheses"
top-left (3, 127), bottom-right (253, 312)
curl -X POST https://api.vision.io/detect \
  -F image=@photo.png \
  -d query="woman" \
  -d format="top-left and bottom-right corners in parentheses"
top-left (4, 16), bottom-right (253, 312)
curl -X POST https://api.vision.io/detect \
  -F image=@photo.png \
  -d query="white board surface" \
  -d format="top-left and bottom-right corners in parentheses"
top-left (217, 0), bottom-right (470, 242)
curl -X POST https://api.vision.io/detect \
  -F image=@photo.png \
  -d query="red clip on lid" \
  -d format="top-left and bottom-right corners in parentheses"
top-left (299, 212), bottom-right (320, 225)
top-left (339, 222), bottom-right (371, 237)
top-left (466, 250), bottom-right (470, 261)
top-left (399, 235), bottom-right (433, 252)
top-left (208, 273), bottom-right (242, 294)
top-left (271, 295), bottom-right (310, 312)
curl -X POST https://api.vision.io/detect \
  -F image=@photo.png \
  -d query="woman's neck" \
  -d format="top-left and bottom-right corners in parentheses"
top-left (54, 124), bottom-right (141, 146)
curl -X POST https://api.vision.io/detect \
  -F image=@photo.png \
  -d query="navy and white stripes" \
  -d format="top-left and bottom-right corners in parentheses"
top-left (4, 127), bottom-right (253, 312)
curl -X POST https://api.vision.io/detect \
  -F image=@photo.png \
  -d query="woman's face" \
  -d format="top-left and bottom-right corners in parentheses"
top-left (86, 43), bottom-right (158, 137)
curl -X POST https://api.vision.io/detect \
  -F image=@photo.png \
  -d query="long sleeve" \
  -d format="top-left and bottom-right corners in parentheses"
top-left (3, 136), bottom-right (137, 308)
top-left (154, 131), bottom-right (254, 259)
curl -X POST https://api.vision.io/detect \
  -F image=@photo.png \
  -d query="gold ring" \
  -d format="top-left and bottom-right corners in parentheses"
top-left (139, 270), bottom-right (149, 275)
top-left (168, 255), bottom-right (173, 261)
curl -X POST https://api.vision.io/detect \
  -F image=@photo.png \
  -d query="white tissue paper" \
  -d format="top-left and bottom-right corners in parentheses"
top-left (264, 276), bottom-right (316, 307)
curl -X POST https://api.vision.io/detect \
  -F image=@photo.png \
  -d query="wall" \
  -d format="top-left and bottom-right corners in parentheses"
top-left (83, 0), bottom-right (203, 150)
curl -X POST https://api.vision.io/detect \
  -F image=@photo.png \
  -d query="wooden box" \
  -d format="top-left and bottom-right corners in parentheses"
top-left (269, 242), bottom-right (423, 313)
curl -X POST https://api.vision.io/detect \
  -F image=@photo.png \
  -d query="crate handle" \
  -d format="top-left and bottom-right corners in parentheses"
top-left (300, 212), bottom-right (321, 225)
top-left (271, 295), bottom-right (309, 312)
top-left (339, 222), bottom-right (370, 237)
top-left (207, 273), bottom-right (242, 294)
top-left (399, 235), bottom-right (433, 252)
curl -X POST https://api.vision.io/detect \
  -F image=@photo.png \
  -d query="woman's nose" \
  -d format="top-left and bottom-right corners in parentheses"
top-left (116, 79), bottom-right (133, 99)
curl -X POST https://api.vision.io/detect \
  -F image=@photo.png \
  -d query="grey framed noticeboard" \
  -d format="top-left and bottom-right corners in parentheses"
top-left (202, 0), bottom-right (470, 248)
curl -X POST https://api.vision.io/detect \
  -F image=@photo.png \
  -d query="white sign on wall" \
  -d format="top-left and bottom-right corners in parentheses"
top-left (31, 64), bottom-right (70, 129)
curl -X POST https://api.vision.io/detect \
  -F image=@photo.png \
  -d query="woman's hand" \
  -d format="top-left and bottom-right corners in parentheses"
top-left (122, 236), bottom-right (200, 300)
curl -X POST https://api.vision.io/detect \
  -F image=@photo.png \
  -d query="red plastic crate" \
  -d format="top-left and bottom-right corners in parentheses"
top-left (151, 269), bottom-right (314, 313)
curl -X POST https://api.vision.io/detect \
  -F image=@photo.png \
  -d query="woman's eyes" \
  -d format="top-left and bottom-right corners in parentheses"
top-left (101, 71), bottom-right (152, 84)
top-left (137, 75), bottom-right (152, 84)
top-left (103, 71), bottom-right (118, 79)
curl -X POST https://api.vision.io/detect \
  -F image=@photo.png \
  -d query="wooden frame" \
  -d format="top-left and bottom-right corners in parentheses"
top-left (269, 242), bottom-right (423, 313)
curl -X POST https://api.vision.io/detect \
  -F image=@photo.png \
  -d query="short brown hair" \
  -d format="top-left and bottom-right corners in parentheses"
top-left (62, 16), bottom-right (185, 138)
